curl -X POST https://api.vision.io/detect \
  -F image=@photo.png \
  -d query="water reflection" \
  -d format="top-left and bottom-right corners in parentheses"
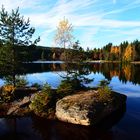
top-left (0, 62), bottom-right (140, 139)
top-left (1, 62), bottom-right (140, 85)
top-left (32, 105), bottom-right (126, 140)
top-left (0, 62), bottom-right (140, 95)
top-left (0, 117), bottom-right (41, 140)
top-left (23, 63), bottom-right (140, 85)
top-left (0, 104), bottom-right (126, 140)
top-left (23, 63), bottom-right (140, 89)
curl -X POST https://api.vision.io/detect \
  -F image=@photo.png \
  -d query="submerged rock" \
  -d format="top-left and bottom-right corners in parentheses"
top-left (55, 90), bottom-right (126, 126)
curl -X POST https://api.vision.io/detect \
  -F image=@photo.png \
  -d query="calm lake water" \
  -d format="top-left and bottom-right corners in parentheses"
top-left (0, 61), bottom-right (140, 140)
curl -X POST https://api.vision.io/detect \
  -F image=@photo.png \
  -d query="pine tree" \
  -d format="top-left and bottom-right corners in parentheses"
top-left (0, 6), bottom-right (40, 86)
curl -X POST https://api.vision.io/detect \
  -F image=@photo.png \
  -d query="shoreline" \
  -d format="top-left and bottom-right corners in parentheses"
top-left (85, 60), bottom-right (140, 64)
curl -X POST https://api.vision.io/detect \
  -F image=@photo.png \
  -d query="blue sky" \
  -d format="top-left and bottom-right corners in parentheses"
top-left (0, 0), bottom-right (140, 49)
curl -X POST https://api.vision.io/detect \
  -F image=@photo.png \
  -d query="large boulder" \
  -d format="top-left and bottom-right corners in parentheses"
top-left (55, 90), bottom-right (126, 126)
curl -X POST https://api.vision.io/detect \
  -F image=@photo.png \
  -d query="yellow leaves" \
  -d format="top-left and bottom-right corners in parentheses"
top-left (58, 18), bottom-right (69, 30)
top-left (2, 85), bottom-right (15, 93)
top-left (54, 17), bottom-right (73, 48)
top-left (57, 18), bottom-right (72, 31)
top-left (123, 65), bottom-right (131, 81)
top-left (1, 85), bottom-right (15, 102)
top-left (110, 46), bottom-right (120, 54)
top-left (123, 44), bottom-right (133, 61)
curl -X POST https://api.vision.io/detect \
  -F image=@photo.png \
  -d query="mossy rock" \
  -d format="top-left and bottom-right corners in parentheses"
top-left (56, 90), bottom-right (126, 126)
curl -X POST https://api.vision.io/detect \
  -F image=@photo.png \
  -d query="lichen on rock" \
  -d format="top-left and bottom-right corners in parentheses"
top-left (55, 90), bottom-right (126, 126)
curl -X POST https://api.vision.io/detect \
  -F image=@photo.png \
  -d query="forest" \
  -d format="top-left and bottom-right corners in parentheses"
top-left (1, 39), bottom-right (140, 62)
top-left (88, 40), bottom-right (140, 61)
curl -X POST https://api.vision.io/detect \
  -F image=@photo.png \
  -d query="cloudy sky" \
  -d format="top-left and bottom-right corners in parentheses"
top-left (0, 0), bottom-right (140, 49)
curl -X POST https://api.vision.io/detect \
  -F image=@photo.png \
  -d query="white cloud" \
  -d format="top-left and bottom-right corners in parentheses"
top-left (113, 0), bottom-right (117, 4)
top-left (77, 27), bottom-right (100, 49)
top-left (0, 0), bottom-right (140, 48)
top-left (0, 0), bottom-right (41, 11)
top-left (98, 19), bottom-right (140, 28)
top-left (104, 0), bottom-right (140, 15)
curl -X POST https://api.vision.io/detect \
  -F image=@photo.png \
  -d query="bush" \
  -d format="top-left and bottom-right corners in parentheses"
top-left (31, 83), bottom-right (41, 89)
top-left (0, 85), bottom-right (15, 102)
top-left (97, 86), bottom-right (113, 102)
top-left (41, 84), bottom-right (52, 97)
top-left (16, 77), bottom-right (28, 87)
top-left (57, 80), bottom-right (74, 97)
top-left (97, 79), bottom-right (113, 102)
top-left (98, 79), bottom-right (110, 88)
top-left (29, 83), bottom-right (56, 117)
top-left (4, 76), bottom-right (28, 87)
top-left (30, 92), bottom-right (50, 115)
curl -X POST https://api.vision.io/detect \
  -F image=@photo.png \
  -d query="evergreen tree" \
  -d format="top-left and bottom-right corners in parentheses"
top-left (120, 41), bottom-right (128, 61)
top-left (103, 43), bottom-right (112, 60)
top-left (0, 6), bottom-right (40, 86)
top-left (132, 40), bottom-right (140, 61)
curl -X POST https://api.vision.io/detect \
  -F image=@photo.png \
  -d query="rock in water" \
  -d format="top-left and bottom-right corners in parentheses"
top-left (7, 95), bottom-right (34, 116)
top-left (55, 90), bottom-right (126, 126)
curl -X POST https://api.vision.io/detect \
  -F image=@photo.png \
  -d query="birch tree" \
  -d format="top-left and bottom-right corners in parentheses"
top-left (54, 18), bottom-right (73, 49)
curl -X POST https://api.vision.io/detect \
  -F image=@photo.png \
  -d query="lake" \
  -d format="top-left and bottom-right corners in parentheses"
top-left (0, 61), bottom-right (140, 140)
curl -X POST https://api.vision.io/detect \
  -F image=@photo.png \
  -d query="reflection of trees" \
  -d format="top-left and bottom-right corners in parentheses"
top-left (102, 63), bottom-right (112, 81)
top-left (131, 65), bottom-right (140, 85)
top-left (110, 70), bottom-right (120, 78)
top-left (61, 63), bottom-right (93, 89)
top-left (31, 116), bottom-right (112, 140)
top-left (0, 118), bottom-right (41, 140)
top-left (31, 103), bottom-right (126, 140)
top-left (1, 62), bottom-right (140, 86)
top-left (87, 63), bottom-right (140, 85)
top-left (0, 64), bottom-right (26, 86)
top-left (122, 64), bottom-right (131, 81)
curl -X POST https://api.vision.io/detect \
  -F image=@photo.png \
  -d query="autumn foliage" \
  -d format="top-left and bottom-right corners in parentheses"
top-left (89, 40), bottom-right (140, 62)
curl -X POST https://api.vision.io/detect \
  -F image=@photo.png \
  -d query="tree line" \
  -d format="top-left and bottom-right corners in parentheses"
top-left (86, 40), bottom-right (140, 62)
top-left (28, 39), bottom-right (140, 62)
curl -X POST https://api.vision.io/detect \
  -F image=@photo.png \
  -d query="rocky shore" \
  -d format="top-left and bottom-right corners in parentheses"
top-left (0, 87), bottom-right (126, 126)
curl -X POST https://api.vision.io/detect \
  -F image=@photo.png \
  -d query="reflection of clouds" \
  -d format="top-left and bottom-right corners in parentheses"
top-left (110, 77), bottom-right (140, 97)
top-left (26, 72), bottom-right (64, 88)
top-left (32, 61), bottom-right (64, 64)
top-left (85, 75), bottom-right (140, 97)
top-left (84, 73), bottom-right (105, 87)
top-left (0, 71), bottom-right (140, 97)
top-left (0, 79), bottom-right (5, 86)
